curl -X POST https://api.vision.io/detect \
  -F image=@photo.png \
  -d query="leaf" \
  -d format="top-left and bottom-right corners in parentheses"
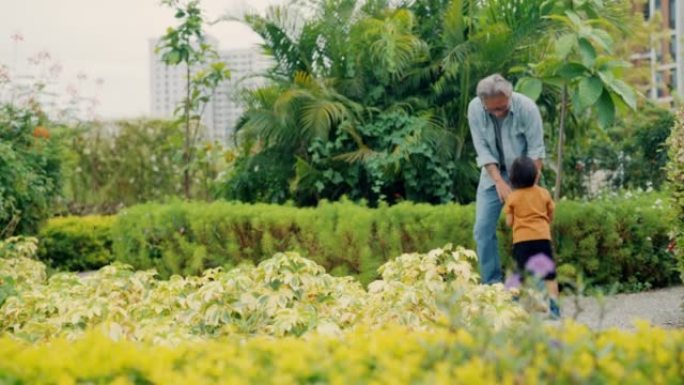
top-left (565, 10), bottom-right (583, 28)
top-left (539, 76), bottom-right (565, 88)
top-left (578, 38), bottom-right (596, 67)
top-left (589, 28), bottom-right (613, 53)
top-left (555, 33), bottom-right (576, 60)
top-left (442, 0), bottom-right (465, 46)
top-left (578, 76), bottom-right (603, 108)
top-left (163, 50), bottom-right (182, 65)
top-left (595, 57), bottom-right (632, 72)
top-left (598, 71), bottom-right (637, 110)
top-left (596, 89), bottom-right (615, 128)
top-left (515, 77), bottom-right (543, 101)
top-left (557, 62), bottom-right (588, 79)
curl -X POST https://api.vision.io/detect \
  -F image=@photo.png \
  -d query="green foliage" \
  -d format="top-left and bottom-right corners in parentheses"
top-left (157, 0), bottom-right (231, 199)
top-left (1, 244), bottom-right (523, 342)
top-left (57, 119), bottom-right (229, 214)
top-left (288, 111), bottom-right (470, 205)
top-left (515, 1), bottom-right (640, 199)
top-left (666, 107), bottom-right (684, 281)
top-left (38, 216), bottom-right (115, 271)
top-left (226, 0), bottom-right (567, 204)
top-left (224, 0), bottom-right (641, 204)
top-left (0, 274), bottom-right (15, 308)
top-left (0, 104), bottom-right (61, 236)
top-left (217, 146), bottom-right (295, 204)
top-left (560, 105), bottom-right (674, 198)
top-left (100, 193), bottom-right (678, 290)
top-left (110, 199), bottom-right (476, 282)
top-left (499, 193), bottom-right (678, 292)
top-left (0, 237), bottom-right (43, 307)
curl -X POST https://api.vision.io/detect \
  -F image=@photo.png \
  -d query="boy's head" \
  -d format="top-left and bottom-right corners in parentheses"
top-left (510, 156), bottom-right (537, 189)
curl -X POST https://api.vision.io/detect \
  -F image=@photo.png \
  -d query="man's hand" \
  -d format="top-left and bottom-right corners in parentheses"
top-left (484, 163), bottom-right (511, 202)
top-left (534, 158), bottom-right (543, 185)
top-left (495, 179), bottom-right (512, 202)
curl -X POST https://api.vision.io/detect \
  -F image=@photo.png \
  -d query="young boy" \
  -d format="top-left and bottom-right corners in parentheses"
top-left (504, 156), bottom-right (561, 319)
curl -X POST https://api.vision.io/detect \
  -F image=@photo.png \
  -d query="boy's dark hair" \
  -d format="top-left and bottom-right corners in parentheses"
top-left (510, 156), bottom-right (537, 189)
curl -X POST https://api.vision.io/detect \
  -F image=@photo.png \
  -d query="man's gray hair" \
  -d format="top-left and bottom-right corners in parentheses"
top-left (476, 73), bottom-right (513, 99)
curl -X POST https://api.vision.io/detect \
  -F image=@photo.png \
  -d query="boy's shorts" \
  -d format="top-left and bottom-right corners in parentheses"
top-left (512, 239), bottom-right (557, 280)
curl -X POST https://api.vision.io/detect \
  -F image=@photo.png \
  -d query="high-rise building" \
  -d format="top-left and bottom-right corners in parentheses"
top-left (213, 48), bottom-right (272, 143)
top-left (641, 0), bottom-right (683, 104)
top-left (149, 37), bottom-right (271, 144)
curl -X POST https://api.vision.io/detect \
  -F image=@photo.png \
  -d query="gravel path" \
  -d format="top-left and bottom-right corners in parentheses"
top-left (559, 286), bottom-right (684, 330)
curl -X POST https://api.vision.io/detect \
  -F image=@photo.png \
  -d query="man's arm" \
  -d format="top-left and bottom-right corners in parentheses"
top-left (485, 163), bottom-right (508, 187)
top-left (534, 158), bottom-right (543, 172)
top-left (534, 158), bottom-right (543, 184)
top-left (467, 100), bottom-right (499, 169)
top-left (546, 192), bottom-right (555, 222)
top-left (468, 100), bottom-right (511, 201)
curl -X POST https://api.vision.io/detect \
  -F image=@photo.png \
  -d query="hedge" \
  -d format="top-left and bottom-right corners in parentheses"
top-left (38, 215), bottom-right (115, 271)
top-left (38, 193), bottom-right (679, 290)
top-left (1, 323), bottom-right (683, 385)
top-left (666, 107), bottom-right (684, 280)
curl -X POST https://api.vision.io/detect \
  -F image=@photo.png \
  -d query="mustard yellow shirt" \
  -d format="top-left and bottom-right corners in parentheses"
top-left (504, 186), bottom-right (554, 243)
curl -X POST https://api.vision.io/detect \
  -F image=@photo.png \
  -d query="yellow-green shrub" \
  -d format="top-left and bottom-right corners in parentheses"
top-left (0, 322), bottom-right (682, 385)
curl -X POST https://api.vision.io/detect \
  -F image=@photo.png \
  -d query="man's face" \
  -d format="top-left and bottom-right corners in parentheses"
top-left (482, 94), bottom-right (510, 119)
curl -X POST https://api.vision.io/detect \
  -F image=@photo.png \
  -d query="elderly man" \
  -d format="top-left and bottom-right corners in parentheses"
top-left (467, 73), bottom-right (545, 284)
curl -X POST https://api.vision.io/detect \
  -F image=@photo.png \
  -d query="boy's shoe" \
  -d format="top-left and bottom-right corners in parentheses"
top-left (548, 298), bottom-right (561, 320)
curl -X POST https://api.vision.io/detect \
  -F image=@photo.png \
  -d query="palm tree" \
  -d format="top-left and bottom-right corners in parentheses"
top-left (228, 0), bottom-right (638, 204)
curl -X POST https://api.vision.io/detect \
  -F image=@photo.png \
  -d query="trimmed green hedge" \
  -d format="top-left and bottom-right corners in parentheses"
top-left (666, 107), bottom-right (684, 281)
top-left (38, 216), bottom-right (115, 271)
top-left (110, 200), bottom-right (476, 284)
top-left (38, 194), bottom-right (679, 290)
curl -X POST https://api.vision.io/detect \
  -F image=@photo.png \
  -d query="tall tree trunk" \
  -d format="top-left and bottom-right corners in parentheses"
top-left (183, 64), bottom-right (191, 200)
top-left (554, 85), bottom-right (568, 201)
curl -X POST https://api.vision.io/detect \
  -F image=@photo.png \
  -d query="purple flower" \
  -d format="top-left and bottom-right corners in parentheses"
top-left (504, 273), bottom-right (522, 290)
top-left (525, 253), bottom-right (555, 278)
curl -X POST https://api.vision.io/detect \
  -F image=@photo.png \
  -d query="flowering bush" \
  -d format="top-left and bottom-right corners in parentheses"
top-left (0, 103), bottom-right (61, 236)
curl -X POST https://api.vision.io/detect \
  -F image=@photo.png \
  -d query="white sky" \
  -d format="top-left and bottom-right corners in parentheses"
top-left (0, 0), bottom-right (284, 119)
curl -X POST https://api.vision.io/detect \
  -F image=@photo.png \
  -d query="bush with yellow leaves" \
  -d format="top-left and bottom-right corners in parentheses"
top-left (0, 321), bottom-right (682, 385)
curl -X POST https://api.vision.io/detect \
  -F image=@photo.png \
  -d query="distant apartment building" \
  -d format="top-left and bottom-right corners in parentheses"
top-left (212, 48), bottom-right (272, 143)
top-left (149, 37), bottom-right (271, 143)
top-left (639, 0), bottom-right (683, 104)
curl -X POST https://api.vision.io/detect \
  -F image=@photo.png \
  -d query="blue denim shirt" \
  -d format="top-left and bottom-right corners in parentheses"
top-left (467, 92), bottom-right (546, 189)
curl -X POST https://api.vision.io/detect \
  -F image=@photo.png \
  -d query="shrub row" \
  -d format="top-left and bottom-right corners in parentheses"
top-left (38, 193), bottom-right (679, 290)
top-left (1, 322), bottom-right (683, 385)
top-left (666, 107), bottom-right (684, 281)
